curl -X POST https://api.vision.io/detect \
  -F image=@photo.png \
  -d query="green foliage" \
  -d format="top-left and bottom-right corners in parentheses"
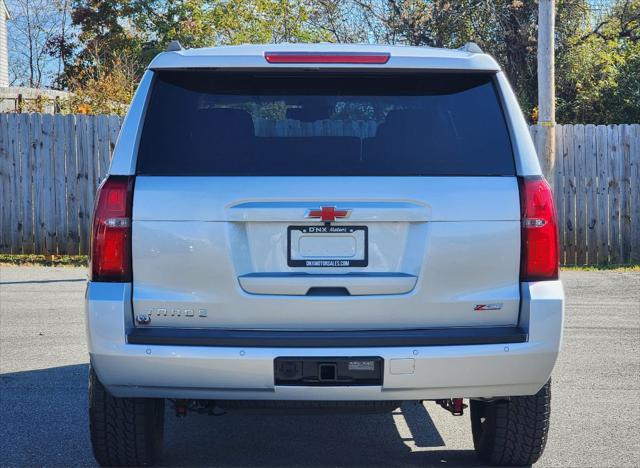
top-left (210, 0), bottom-right (330, 44)
top-left (556, 0), bottom-right (640, 123)
top-left (610, 48), bottom-right (640, 122)
top-left (62, 53), bottom-right (138, 115)
top-left (0, 254), bottom-right (88, 267)
top-left (61, 0), bottom-right (328, 84)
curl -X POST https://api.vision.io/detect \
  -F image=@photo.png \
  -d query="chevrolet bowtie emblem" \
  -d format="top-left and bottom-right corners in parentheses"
top-left (305, 206), bottom-right (351, 222)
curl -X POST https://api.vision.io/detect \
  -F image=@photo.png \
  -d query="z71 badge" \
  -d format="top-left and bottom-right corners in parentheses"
top-left (474, 303), bottom-right (503, 311)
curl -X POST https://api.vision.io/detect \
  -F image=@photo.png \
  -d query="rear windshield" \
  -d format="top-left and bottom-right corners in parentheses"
top-left (137, 71), bottom-right (515, 176)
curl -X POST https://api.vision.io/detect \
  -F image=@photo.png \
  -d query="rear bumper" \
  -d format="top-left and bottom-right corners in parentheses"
top-left (85, 280), bottom-right (563, 400)
top-left (127, 326), bottom-right (527, 347)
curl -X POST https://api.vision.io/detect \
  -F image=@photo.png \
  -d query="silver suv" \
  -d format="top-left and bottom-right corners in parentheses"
top-left (86, 43), bottom-right (564, 466)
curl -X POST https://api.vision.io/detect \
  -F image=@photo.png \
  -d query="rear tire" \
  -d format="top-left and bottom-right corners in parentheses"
top-left (470, 379), bottom-right (551, 466)
top-left (89, 366), bottom-right (165, 466)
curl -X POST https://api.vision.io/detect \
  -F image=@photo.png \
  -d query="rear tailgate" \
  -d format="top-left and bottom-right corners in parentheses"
top-left (131, 70), bottom-right (520, 330)
top-left (133, 176), bottom-right (519, 329)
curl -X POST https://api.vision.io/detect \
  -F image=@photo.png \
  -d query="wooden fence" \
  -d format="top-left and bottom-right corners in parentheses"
top-left (0, 114), bottom-right (122, 256)
top-left (531, 124), bottom-right (640, 265)
top-left (0, 113), bottom-right (638, 264)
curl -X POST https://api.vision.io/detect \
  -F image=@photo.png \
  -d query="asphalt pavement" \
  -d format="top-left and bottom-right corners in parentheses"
top-left (0, 266), bottom-right (638, 467)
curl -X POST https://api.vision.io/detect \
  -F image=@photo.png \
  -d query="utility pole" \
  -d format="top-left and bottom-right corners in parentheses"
top-left (538, 0), bottom-right (556, 184)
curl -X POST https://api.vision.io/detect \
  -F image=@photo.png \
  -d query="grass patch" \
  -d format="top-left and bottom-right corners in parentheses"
top-left (0, 254), bottom-right (88, 267)
top-left (561, 264), bottom-right (640, 272)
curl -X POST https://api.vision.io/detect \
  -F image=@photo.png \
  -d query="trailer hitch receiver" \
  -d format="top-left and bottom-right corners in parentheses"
top-left (436, 398), bottom-right (467, 416)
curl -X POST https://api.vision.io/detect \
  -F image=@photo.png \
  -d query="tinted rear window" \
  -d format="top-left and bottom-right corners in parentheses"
top-left (137, 71), bottom-right (514, 176)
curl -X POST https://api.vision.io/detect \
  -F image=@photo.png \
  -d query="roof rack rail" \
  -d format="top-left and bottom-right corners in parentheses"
top-left (459, 42), bottom-right (483, 54)
top-left (166, 40), bottom-right (183, 52)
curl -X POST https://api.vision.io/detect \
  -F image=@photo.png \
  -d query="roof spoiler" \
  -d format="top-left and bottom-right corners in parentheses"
top-left (458, 42), bottom-right (483, 54)
top-left (166, 40), bottom-right (183, 52)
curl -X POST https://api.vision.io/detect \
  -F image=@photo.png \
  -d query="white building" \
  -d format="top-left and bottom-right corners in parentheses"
top-left (0, 0), bottom-right (9, 87)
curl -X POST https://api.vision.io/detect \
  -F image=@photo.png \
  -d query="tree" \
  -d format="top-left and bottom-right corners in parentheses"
top-left (39, 0), bottom-right (638, 122)
top-left (63, 46), bottom-right (139, 115)
top-left (314, 0), bottom-right (638, 123)
top-left (584, 0), bottom-right (640, 41)
top-left (52, 0), bottom-right (329, 89)
top-left (7, 0), bottom-right (69, 87)
top-left (324, 1), bottom-right (539, 114)
top-left (556, 0), bottom-right (640, 123)
top-left (311, 0), bottom-right (379, 42)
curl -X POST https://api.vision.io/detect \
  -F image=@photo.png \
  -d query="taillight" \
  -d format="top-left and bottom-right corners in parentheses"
top-left (90, 176), bottom-right (134, 282)
top-left (264, 52), bottom-right (390, 64)
top-left (518, 176), bottom-right (559, 281)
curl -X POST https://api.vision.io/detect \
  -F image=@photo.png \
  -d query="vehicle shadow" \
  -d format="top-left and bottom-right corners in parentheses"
top-left (162, 403), bottom-right (480, 467)
top-left (0, 364), bottom-right (482, 467)
top-left (0, 278), bottom-right (86, 285)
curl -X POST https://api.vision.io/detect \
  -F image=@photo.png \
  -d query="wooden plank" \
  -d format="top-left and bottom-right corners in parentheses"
top-left (107, 115), bottom-right (120, 168)
top-left (553, 125), bottom-right (565, 264)
top-left (84, 114), bottom-right (96, 254)
top-left (18, 114), bottom-right (33, 253)
top-left (34, 113), bottom-right (47, 253)
top-left (96, 115), bottom-right (110, 185)
top-left (95, 115), bottom-right (105, 180)
top-left (41, 114), bottom-right (56, 253)
top-left (8, 115), bottom-right (21, 254)
top-left (65, 115), bottom-right (80, 255)
top-left (595, 125), bottom-right (610, 264)
top-left (629, 125), bottom-right (640, 263)
top-left (275, 119), bottom-right (285, 138)
top-left (368, 120), bottom-right (377, 138)
top-left (608, 125), bottom-right (622, 264)
top-left (286, 118), bottom-right (298, 137)
top-left (619, 125), bottom-right (632, 264)
top-left (2, 114), bottom-right (14, 253)
top-left (31, 114), bottom-right (46, 253)
top-left (53, 114), bottom-right (68, 254)
top-left (6, 113), bottom-right (19, 253)
top-left (583, 124), bottom-right (598, 265)
top-left (0, 114), bottom-right (8, 252)
top-left (91, 115), bottom-right (100, 187)
top-left (536, 125), bottom-right (548, 177)
top-left (12, 115), bottom-right (25, 254)
top-left (29, 114), bottom-right (40, 253)
top-left (76, 115), bottom-right (91, 255)
top-left (562, 124), bottom-right (576, 265)
top-left (573, 125), bottom-right (587, 264)
top-left (0, 114), bottom-right (10, 252)
top-left (301, 120), bottom-right (313, 137)
top-left (86, 115), bottom-right (98, 212)
top-left (2, 113), bottom-right (11, 252)
top-left (529, 125), bottom-right (539, 161)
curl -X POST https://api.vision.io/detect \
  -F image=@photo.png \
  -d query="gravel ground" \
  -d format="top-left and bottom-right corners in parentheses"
top-left (0, 266), bottom-right (638, 467)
